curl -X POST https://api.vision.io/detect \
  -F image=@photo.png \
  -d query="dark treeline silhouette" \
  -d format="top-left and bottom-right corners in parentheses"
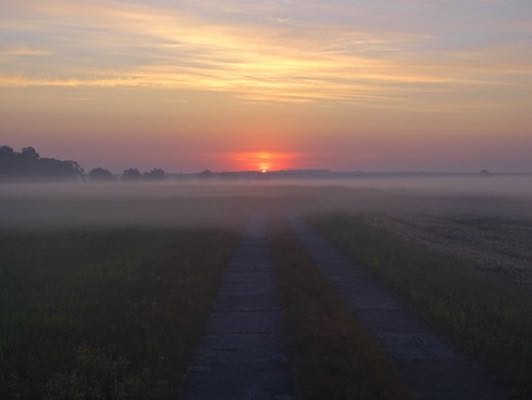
top-left (144, 168), bottom-right (166, 181)
top-left (117, 168), bottom-right (167, 181)
top-left (0, 146), bottom-right (84, 181)
top-left (1, 145), bottom-right (169, 183)
top-left (121, 168), bottom-right (142, 181)
top-left (87, 167), bottom-right (167, 182)
top-left (1, 144), bottom-right (500, 183)
top-left (88, 167), bottom-right (114, 182)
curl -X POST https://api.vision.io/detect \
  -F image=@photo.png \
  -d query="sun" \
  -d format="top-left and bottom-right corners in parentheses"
top-left (230, 151), bottom-right (297, 172)
top-left (259, 162), bottom-right (270, 173)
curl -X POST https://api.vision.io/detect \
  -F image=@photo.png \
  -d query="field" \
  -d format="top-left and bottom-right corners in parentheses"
top-left (1, 178), bottom-right (532, 398)
top-left (311, 214), bottom-right (532, 397)
top-left (0, 227), bottom-right (238, 399)
top-left (365, 214), bottom-right (532, 285)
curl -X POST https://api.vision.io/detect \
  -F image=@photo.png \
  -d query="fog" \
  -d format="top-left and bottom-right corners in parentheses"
top-left (1, 175), bottom-right (532, 229)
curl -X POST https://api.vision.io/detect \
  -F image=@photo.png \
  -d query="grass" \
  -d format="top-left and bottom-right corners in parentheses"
top-left (310, 214), bottom-right (532, 398)
top-left (269, 222), bottom-right (410, 400)
top-left (0, 227), bottom-right (239, 399)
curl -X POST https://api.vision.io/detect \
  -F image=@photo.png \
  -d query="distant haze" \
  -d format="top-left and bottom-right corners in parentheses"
top-left (2, 177), bottom-right (532, 229)
top-left (1, 1), bottom-right (532, 172)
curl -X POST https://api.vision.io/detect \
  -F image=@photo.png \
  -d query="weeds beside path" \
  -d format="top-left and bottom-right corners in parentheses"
top-left (0, 227), bottom-right (239, 399)
top-left (311, 214), bottom-right (532, 398)
top-left (269, 222), bottom-right (409, 400)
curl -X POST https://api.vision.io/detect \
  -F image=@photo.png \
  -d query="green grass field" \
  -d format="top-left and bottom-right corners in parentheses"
top-left (0, 228), bottom-right (238, 399)
top-left (269, 222), bottom-right (409, 400)
top-left (310, 214), bottom-right (532, 398)
top-left (3, 206), bottom-right (531, 399)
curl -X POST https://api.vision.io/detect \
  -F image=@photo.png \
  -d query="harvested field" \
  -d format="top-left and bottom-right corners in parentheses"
top-left (366, 214), bottom-right (532, 285)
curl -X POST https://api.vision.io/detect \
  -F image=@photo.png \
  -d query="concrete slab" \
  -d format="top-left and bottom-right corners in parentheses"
top-left (182, 217), bottom-right (294, 400)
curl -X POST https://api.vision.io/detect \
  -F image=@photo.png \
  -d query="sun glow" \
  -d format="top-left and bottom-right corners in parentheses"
top-left (230, 151), bottom-right (298, 172)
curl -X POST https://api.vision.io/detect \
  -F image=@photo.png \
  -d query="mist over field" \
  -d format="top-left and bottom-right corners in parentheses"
top-left (3, 0), bottom-right (532, 397)
top-left (1, 176), bottom-right (532, 229)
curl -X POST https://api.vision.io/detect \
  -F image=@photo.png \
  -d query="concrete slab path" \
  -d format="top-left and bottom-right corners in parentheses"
top-left (290, 218), bottom-right (507, 400)
top-left (182, 217), bottom-right (294, 400)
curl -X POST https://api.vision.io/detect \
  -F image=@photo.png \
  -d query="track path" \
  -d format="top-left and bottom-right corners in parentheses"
top-left (182, 217), bottom-right (293, 400)
top-left (290, 218), bottom-right (506, 400)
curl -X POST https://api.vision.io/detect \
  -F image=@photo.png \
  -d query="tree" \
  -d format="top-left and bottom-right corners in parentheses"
top-left (21, 147), bottom-right (39, 159)
top-left (0, 145), bottom-right (83, 181)
top-left (143, 168), bottom-right (166, 181)
top-left (66, 160), bottom-right (85, 177)
top-left (121, 168), bottom-right (142, 181)
top-left (199, 169), bottom-right (214, 179)
top-left (89, 168), bottom-right (114, 182)
top-left (0, 146), bottom-right (14, 157)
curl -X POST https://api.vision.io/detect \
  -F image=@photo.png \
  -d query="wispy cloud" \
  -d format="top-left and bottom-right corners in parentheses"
top-left (0, 0), bottom-right (531, 107)
top-left (0, 46), bottom-right (52, 57)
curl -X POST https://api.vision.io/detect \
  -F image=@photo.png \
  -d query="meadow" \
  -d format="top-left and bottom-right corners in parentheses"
top-left (0, 227), bottom-right (238, 399)
top-left (1, 177), bottom-right (532, 398)
top-left (311, 214), bottom-right (532, 397)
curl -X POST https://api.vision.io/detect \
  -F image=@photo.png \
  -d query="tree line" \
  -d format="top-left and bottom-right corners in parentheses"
top-left (0, 146), bottom-right (166, 182)
top-left (89, 167), bottom-right (166, 182)
top-left (0, 146), bottom-right (84, 180)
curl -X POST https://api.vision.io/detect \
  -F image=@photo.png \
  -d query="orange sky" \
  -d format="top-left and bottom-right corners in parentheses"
top-left (1, 0), bottom-right (532, 172)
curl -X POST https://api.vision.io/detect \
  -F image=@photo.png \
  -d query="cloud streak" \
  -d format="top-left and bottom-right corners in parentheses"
top-left (2, 0), bottom-right (530, 106)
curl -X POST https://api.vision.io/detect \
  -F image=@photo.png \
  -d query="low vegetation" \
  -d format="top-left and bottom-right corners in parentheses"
top-left (0, 227), bottom-right (238, 399)
top-left (311, 214), bottom-right (532, 397)
top-left (269, 222), bottom-right (409, 400)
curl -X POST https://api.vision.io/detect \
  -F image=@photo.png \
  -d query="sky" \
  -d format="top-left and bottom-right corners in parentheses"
top-left (1, 0), bottom-right (531, 172)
